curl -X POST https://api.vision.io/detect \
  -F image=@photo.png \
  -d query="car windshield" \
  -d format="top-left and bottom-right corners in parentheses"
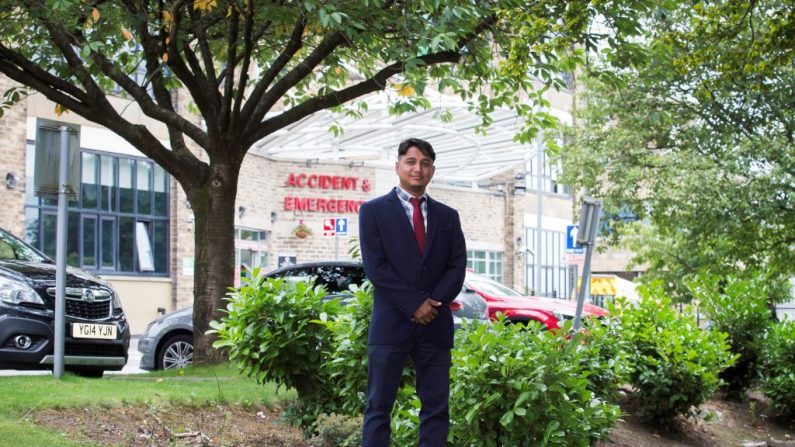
top-left (0, 230), bottom-right (48, 263)
top-left (465, 273), bottom-right (524, 297)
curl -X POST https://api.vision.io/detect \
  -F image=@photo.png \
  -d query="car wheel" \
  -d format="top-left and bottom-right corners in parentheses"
top-left (157, 334), bottom-right (193, 370)
top-left (65, 367), bottom-right (104, 378)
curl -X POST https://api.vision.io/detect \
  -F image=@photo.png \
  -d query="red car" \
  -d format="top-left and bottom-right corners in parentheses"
top-left (463, 272), bottom-right (608, 330)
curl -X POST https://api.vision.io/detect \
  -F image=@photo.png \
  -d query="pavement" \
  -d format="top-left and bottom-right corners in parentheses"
top-left (0, 337), bottom-right (147, 377)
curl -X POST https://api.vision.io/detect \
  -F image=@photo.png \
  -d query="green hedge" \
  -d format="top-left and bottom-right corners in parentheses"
top-left (761, 319), bottom-right (795, 418)
top-left (612, 283), bottom-right (736, 426)
top-left (445, 319), bottom-right (620, 446)
top-left (688, 273), bottom-right (775, 397)
top-left (211, 276), bottom-right (623, 445)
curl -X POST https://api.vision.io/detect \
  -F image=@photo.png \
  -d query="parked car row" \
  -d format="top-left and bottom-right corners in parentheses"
top-left (138, 261), bottom-right (607, 370)
top-left (0, 228), bottom-right (607, 375)
top-left (0, 228), bottom-right (130, 377)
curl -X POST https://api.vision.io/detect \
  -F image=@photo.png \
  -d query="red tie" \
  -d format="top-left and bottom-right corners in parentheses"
top-left (410, 197), bottom-right (426, 252)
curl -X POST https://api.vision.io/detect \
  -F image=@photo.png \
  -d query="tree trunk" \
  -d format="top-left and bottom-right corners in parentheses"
top-left (187, 161), bottom-right (240, 365)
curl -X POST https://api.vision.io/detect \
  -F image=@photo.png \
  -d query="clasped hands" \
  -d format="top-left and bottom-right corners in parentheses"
top-left (411, 298), bottom-right (442, 325)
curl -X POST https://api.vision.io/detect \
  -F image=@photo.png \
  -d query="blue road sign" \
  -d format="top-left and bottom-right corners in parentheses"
top-left (335, 217), bottom-right (348, 236)
top-left (566, 225), bottom-right (584, 254)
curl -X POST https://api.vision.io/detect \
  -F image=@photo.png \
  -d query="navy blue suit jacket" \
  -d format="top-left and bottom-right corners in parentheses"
top-left (359, 188), bottom-right (467, 349)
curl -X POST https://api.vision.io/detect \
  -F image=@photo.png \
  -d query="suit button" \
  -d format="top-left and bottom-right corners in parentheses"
top-left (422, 267), bottom-right (427, 271)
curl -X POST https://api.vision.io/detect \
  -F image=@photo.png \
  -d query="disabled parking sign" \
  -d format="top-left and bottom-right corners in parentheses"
top-left (323, 217), bottom-right (348, 237)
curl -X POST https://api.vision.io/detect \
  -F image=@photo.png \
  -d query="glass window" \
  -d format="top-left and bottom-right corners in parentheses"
top-left (153, 220), bottom-right (168, 273)
top-left (81, 153), bottom-right (98, 209)
top-left (154, 165), bottom-right (168, 217)
top-left (135, 221), bottom-right (155, 272)
top-left (467, 250), bottom-right (504, 283)
top-left (100, 155), bottom-right (117, 212)
top-left (136, 161), bottom-right (152, 214)
top-left (119, 158), bottom-right (134, 213)
top-left (525, 228), bottom-right (573, 298)
top-left (235, 227), bottom-right (271, 286)
top-left (82, 216), bottom-right (96, 268)
top-left (25, 146), bottom-right (170, 276)
top-left (525, 153), bottom-right (570, 196)
top-left (101, 218), bottom-right (115, 270)
top-left (118, 217), bottom-right (135, 272)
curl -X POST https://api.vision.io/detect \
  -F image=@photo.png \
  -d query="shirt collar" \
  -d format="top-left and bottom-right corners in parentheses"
top-left (395, 185), bottom-right (428, 202)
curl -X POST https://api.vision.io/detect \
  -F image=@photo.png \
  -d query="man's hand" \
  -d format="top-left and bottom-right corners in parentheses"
top-left (411, 299), bottom-right (442, 325)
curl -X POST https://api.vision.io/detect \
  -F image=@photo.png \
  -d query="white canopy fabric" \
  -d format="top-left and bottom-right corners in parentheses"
top-left (253, 89), bottom-right (569, 184)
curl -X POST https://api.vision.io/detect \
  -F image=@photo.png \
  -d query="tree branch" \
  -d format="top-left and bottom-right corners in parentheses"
top-left (231, 2), bottom-right (256, 132)
top-left (239, 15), bottom-right (306, 128)
top-left (246, 50), bottom-right (461, 147)
top-left (219, 6), bottom-right (240, 133)
top-left (0, 44), bottom-right (89, 103)
top-left (187, 6), bottom-right (221, 113)
top-left (248, 30), bottom-right (349, 127)
top-left (154, 0), bottom-right (219, 143)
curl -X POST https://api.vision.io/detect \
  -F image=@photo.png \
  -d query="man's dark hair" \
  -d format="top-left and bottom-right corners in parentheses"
top-left (398, 138), bottom-right (436, 161)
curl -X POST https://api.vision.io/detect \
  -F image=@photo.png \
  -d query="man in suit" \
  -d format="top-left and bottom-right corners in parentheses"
top-left (359, 138), bottom-right (467, 446)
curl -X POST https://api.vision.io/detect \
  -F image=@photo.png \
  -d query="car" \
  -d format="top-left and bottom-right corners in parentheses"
top-left (0, 228), bottom-right (130, 377)
top-left (464, 273), bottom-right (608, 330)
top-left (139, 261), bottom-right (489, 370)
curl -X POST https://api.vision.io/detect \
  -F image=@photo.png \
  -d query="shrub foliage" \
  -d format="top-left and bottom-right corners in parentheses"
top-left (688, 273), bottom-right (775, 397)
top-left (612, 283), bottom-right (736, 426)
top-left (212, 276), bottom-right (624, 444)
top-left (761, 319), bottom-right (795, 418)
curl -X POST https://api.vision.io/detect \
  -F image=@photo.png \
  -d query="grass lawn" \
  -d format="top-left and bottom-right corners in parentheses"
top-left (0, 364), bottom-right (290, 446)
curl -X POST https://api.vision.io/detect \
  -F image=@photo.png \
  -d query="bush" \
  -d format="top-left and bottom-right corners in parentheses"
top-left (761, 320), bottom-right (795, 418)
top-left (213, 279), bottom-right (624, 444)
top-left (447, 319), bottom-right (621, 446)
top-left (612, 283), bottom-right (737, 426)
top-left (308, 413), bottom-right (362, 447)
top-left (209, 273), bottom-right (342, 403)
top-left (577, 316), bottom-right (633, 401)
top-left (688, 273), bottom-right (775, 397)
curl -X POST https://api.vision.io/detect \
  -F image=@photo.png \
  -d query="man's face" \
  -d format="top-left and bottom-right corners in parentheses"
top-left (396, 145), bottom-right (435, 194)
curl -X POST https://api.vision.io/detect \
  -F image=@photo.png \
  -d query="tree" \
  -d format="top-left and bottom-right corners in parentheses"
top-left (0, 0), bottom-right (650, 363)
top-left (560, 0), bottom-right (795, 299)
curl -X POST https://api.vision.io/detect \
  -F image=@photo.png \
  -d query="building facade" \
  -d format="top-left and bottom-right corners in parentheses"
top-left (1, 75), bottom-right (629, 334)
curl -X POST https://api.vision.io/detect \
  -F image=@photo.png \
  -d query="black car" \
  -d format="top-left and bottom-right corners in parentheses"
top-left (0, 228), bottom-right (129, 377)
top-left (139, 261), bottom-right (488, 370)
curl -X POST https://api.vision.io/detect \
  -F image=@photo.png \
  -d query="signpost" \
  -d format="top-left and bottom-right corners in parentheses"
top-left (573, 197), bottom-right (602, 331)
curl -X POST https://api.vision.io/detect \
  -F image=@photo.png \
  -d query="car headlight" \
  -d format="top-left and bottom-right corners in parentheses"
top-left (0, 277), bottom-right (45, 305)
top-left (111, 290), bottom-right (123, 310)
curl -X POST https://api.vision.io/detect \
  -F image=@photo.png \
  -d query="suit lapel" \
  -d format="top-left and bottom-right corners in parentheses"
top-left (386, 189), bottom-right (423, 257)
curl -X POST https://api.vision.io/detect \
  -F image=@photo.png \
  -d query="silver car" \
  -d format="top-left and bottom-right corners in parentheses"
top-left (139, 261), bottom-right (488, 370)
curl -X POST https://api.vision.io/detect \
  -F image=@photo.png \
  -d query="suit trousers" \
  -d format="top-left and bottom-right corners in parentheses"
top-left (362, 332), bottom-right (452, 447)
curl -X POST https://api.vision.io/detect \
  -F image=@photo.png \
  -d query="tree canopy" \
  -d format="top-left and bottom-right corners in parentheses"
top-left (0, 0), bottom-right (654, 362)
top-left (561, 0), bottom-right (795, 298)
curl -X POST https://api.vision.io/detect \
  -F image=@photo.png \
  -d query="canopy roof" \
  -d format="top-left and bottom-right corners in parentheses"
top-left (253, 90), bottom-right (571, 184)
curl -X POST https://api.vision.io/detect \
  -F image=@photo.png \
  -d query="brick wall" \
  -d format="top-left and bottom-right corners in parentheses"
top-left (173, 155), bottom-right (379, 308)
top-left (0, 76), bottom-right (27, 236)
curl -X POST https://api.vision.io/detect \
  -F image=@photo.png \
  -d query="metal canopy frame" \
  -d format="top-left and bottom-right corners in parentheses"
top-left (253, 89), bottom-right (564, 184)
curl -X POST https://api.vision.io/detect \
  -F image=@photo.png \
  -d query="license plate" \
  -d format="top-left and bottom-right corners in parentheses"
top-left (72, 323), bottom-right (117, 340)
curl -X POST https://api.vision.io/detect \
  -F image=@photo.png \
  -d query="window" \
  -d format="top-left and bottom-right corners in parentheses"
top-left (525, 152), bottom-right (570, 195)
top-left (24, 132), bottom-right (170, 276)
top-left (234, 227), bottom-right (271, 286)
top-left (467, 250), bottom-right (504, 283)
top-left (525, 228), bottom-right (573, 298)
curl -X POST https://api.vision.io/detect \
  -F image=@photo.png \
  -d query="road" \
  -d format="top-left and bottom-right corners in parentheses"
top-left (0, 337), bottom-right (146, 376)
